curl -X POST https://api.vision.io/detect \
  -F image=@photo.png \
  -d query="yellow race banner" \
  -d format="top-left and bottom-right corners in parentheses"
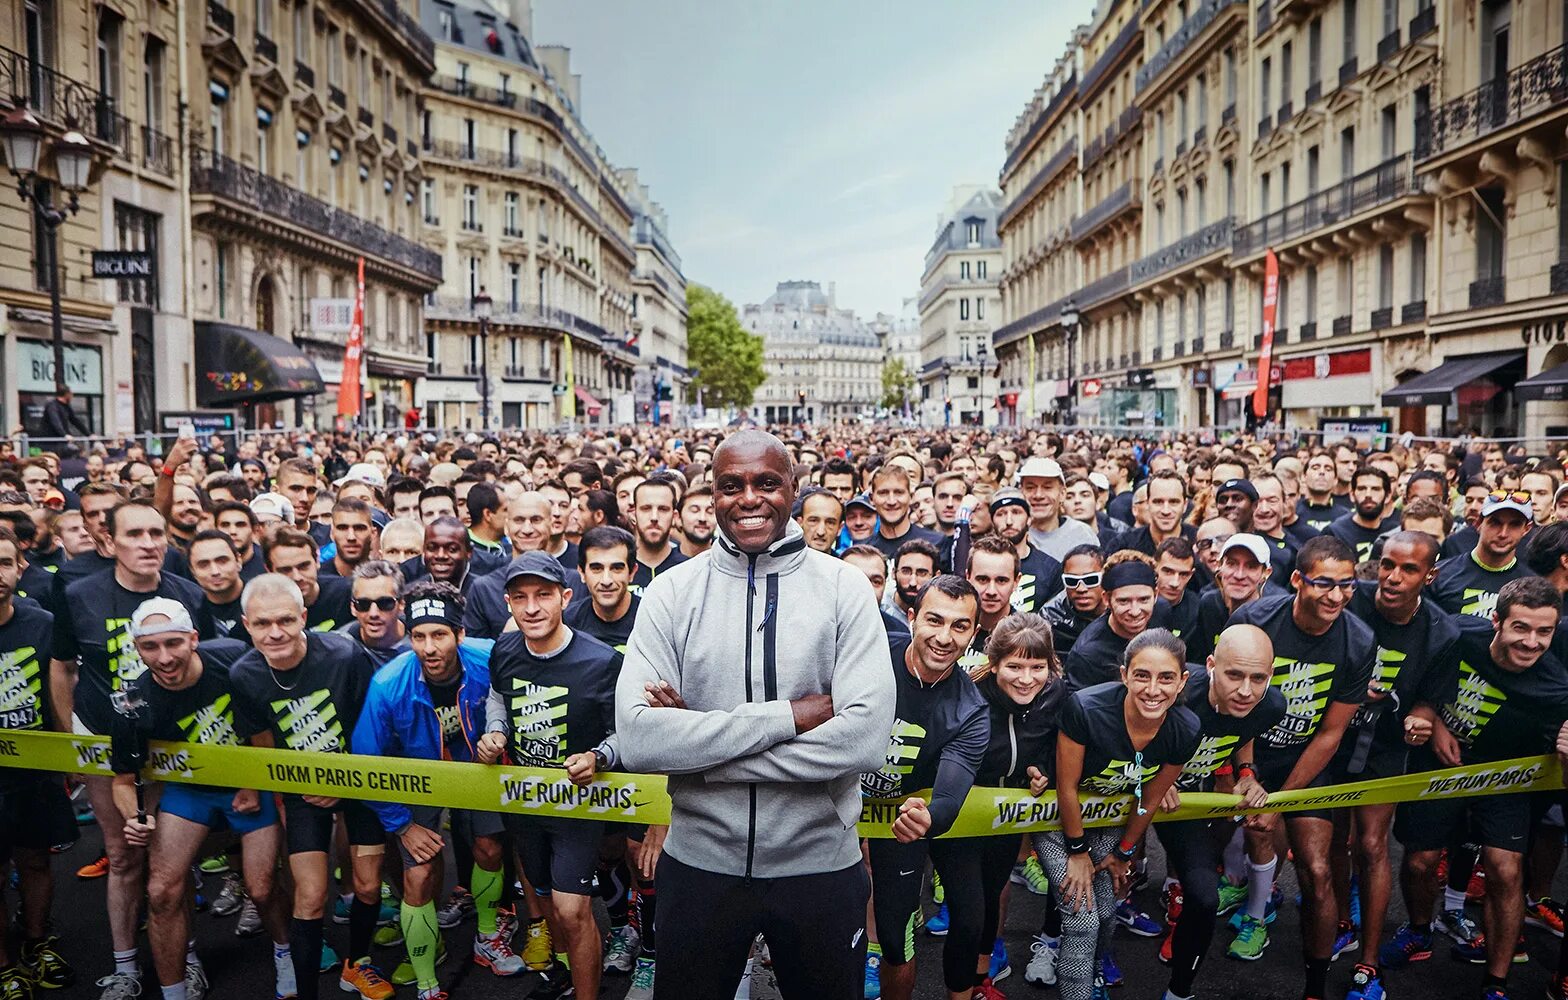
top-left (0, 730), bottom-right (1559, 839)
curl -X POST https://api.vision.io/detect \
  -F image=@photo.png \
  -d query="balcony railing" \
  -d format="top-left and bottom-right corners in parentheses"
top-left (460, 219), bottom-right (483, 233)
top-left (429, 74), bottom-right (517, 109)
top-left (1469, 276), bottom-right (1506, 308)
top-left (1339, 57), bottom-right (1359, 87)
top-left (992, 296), bottom-right (1067, 347)
top-left (191, 146), bottom-right (441, 281)
top-left (1277, 100), bottom-right (1293, 124)
top-left (1552, 262), bottom-right (1568, 296)
top-left (1071, 182), bottom-right (1140, 242)
top-left (501, 225), bottom-right (524, 238)
top-left (1409, 6), bottom-right (1436, 42)
top-left (1332, 315), bottom-right (1352, 336)
top-left (357, 106), bottom-right (374, 128)
top-left (1378, 30), bottom-right (1402, 63)
top-left (1079, 265), bottom-right (1132, 310)
top-left (255, 33), bottom-right (278, 63)
top-left (1233, 154), bottom-right (1412, 256)
top-left (0, 44), bottom-right (126, 147)
top-left (382, 123), bottom-right (397, 144)
top-left (1000, 138), bottom-right (1078, 228)
top-left (207, 0), bottom-right (235, 34)
top-left (1402, 300), bottom-right (1428, 324)
top-left (1192, 335), bottom-right (1206, 352)
top-left (1371, 306), bottom-right (1393, 329)
top-left (1219, 330), bottom-right (1235, 349)
top-left (141, 125), bottom-right (174, 174)
top-left (1130, 217), bottom-right (1235, 283)
top-left (1137, 0), bottom-right (1245, 93)
top-left (1002, 72), bottom-right (1076, 178)
top-left (328, 85), bottom-right (346, 109)
top-left (1081, 17), bottom-right (1140, 98)
top-left (1258, 116), bottom-right (1273, 139)
top-left (369, 0), bottom-right (435, 67)
top-left (1417, 43), bottom-right (1568, 160)
top-left (1084, 107), bottom-right (1142, 170)
top-left (294, 61), bottom-right (315, 87)
top-left (1306, 80), bottom-right (1322, 105)
top-left (1299, 321), bottom-right (1317, 341)
top-left (424, 295), bottom-right (612, 344)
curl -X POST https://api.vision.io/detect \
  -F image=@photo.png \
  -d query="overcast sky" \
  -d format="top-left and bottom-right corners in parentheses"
top-left (532, 0), bottom-right (1096, 319)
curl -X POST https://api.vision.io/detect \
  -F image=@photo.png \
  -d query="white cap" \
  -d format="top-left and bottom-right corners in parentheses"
top-left (1220, 533), bottom-right (1271, 566)
top-left (1017, 457), bottom-right (1064, 482)
top-left (463, 433), bottom-right (481, 444)
top-left (334, 462), bottom-right (386, 489)
top-left (1088, 471), bottom-right (1111, 492)
top-left (251, 492), bottom-right (295, 523)
top-left (129, 598), bottom-right (195, 638)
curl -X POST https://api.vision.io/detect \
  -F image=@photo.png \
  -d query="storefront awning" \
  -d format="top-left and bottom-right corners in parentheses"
top-left (1380, 351), bottom-right (1523, 408)
top-left (195, 322), bottom-right (326, 405)
top-left (1514, 361), bottom-right (1568, 402)
top-left (574, 385), bottom-right (603, 414)
top-left (1221, 382), bottom-right (1257, 400)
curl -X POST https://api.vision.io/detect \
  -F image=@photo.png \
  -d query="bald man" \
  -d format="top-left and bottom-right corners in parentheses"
top-left (462, 493), bottom-right (586, 639)
top-left (1157, 625), bottom-right (1286, 1000)
top-left (616, 430), bottom-right (894, 1000)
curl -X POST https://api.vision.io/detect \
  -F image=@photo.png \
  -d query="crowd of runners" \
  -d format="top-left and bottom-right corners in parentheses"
top-left (2, 423), bottom-right (1568, 1000)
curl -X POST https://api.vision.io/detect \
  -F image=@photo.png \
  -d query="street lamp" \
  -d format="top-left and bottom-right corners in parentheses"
top-left (977, 341), bottom-right (989, 428)
top-left (2, 108), bottom-right (99, 408)
top-left (1061, 298), bottom-right (1080, 426)
top-left (471, 287), bottom-right (493, 430)
top-left (941, 360), bottom-right (952, 427)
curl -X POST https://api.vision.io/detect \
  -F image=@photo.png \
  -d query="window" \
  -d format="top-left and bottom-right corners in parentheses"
top-left (960, 298), bottom-right (970, 321)
top-left (463, 119), bottom-right (475, 157)
top-left (1156, 109), bottom-right (1166, 155)
top-left (1195, 178), bottom-right (1207, 224)
top-left (327, 27), bottom-right (341, 85)
top-left (257, 0), bottom-right (272, 35)
top-left (1378, 245), bottom-right (1395, 310)
top-left (1340, 126), bottom-right (1356, 181)
top-left (1276, 275), bottom-right (1289, 332)
top-left (97, 9), bottom-right (122, 102)
top-left (468, 334), bottom-right (480, 367)
top-left (421, 178), bottom-right (435, 221)
top-left (1304, 264), bottom-right (1319, 325)
top-left (1177, 291), bottom-right (1187, 344)
top-left (504, 191), bottom-right (519, 233)
top-left (1196, 74), bottom-right (1208, 129)
top-left (1307, 146), bottom-right (1320, 193)
top-left (1380, 105), bottom-right (1397, 160)
top-left (507, 262), bottom-right (521, 310)
top-left (1224, 160), bottom-right (1235, 216)
top-left (966, 221), bottom-right (981, 243)
top-left (1224, 48), bottom-right (1237, 105)
top-left (466, 256), bottom-right (480, 299)
top-left (1281, 41), bottom-right (1293, 107)
top-left (509, 337), bottom-right (520, 371)
top-left (295, 128), bottom-right (310, 189)
top-left (1309, 18), bottom-right (1323, 86)
top-left (1281, 162), bottom-right (1291, 205)
top-left (1178, 88), bottom-right (1188, 139)
top-left (256, 108), bottom-right (272, 175)
top-left (1260, 57), bottom-right (1271, 113)
top-left (506, 127), bottom-right (518, 162)
top-left (977, 297), bottom-right (985, 321)
top-left (1224, 277), bottom-right (1235, 330)
top-left (1196, 283), bottom-right (1208, 335)
top-left (1177, 188), bottom-right (1189, 236)
top-left (1344, 0), bottom-right (1359, 61)
top-left (293, 2), bottom-right (307, 60)
top-left (215, 240), bottom-right (230, 319)
top-left (1415, 85), bottom-right (1431, 149)
top-left (1260, 171), bottom-right (1271, 217)
top-left (960, 260), bottom-right (970, 279)
top-left (426, 331), bottom-right (436, 365)
top-left (977, 260), bottom-right (987, 279)
top-left (1383, 0), bottom-right (1397, 36)
top-left (208, 82), bottom-right (228, 155)
top-left (1476, 186), bottom-right (1507, 280)
top-left (438, 8), bottom-right (453, 40)
top-left (1337, 256), bottom-right (1354, 314)
top-left (1410, 234), bottom-right (1427, 301)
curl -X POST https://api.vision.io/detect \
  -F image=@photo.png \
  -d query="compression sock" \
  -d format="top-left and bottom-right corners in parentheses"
top-left (472, 864), bottom-right (504, 938)
top-left (289, 917), bottom-right (323, 1000)
top-left (1223, 828), bottom-right (1248, 884)
top-left (349, 897), bottom-right (379, 964)
top-left (400, 901), bottom-right (441, 991)
top-left (1246, 858), bottom-right (1277, 921)
top-left (635, 886), bottom-right (657, 956)
top-left (600, 860), bottom-right (630, 929)
top-left (1304, 957), bottom-right (1329, 1000)
top-left (113, 948), bottom-right (138, 976)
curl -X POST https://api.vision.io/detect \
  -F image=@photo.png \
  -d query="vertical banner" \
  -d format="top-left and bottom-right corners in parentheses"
top-left (1027, 334), bottom-right (1037, 427)
top-left (562, 334), bottom-right (577, 422)
top-left (337, 258), bottom-right (365, 422)
top-left (1253, 249), bottom-right (1279, 421)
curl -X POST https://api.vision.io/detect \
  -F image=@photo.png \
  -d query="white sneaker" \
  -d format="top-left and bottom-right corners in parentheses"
top-left (236, 897), bottom-right (264, 937)
top-left (212, 872), bottom-right (245, 917)
top-left (626, 956), bottom-right (656, 1000)
top-left (1024, 933), bottom-right (1059, 986)
top-left (734, 955), bottom-right (754, 1000)
top-left (184, 958), bottom-right (209, 1000)
top-left (274, 949), bottom-right (297, 1000)
top-left (95, 972), bottom-right (141, 1000)
top-left (472, 932), bottom-right (525, 976)
top-left (603, 924), bottom-right (641, 973)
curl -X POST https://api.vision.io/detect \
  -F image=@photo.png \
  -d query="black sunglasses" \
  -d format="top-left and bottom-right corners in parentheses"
top-left (351, 596), bottom-right (399, 613)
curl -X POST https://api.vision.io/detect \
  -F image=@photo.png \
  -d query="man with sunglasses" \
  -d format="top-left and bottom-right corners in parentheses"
top-left (1063, 553), bottom-right (1170, 691)
top-left (1430, 492), bottom-right (1538, 621)
top-left (343, 561), bottom-right (411, 666)
top-left (988, 488), bottom-right (1062, 614)
top-left (1043, 544), bottom-right (1108, 656)
top-left (1222, 536), bottom-right (1375, 993)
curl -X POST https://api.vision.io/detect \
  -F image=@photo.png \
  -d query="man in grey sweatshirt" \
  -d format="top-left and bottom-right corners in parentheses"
top-left (615, 430), bottom-right (894, 1000)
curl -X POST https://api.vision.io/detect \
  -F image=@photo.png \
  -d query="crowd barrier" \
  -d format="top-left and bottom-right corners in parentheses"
top-left (0, 731), bottom-right (1559, 839)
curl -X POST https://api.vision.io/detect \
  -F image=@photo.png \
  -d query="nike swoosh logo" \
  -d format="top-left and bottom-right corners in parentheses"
top-left (852, 929), bottom-right (864, 949)
top-left (899, 869), bottom-right (916, 876)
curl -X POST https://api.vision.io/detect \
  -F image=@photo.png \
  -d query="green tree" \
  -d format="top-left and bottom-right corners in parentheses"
top-left (687, 283), bottom-right (766, 410)
top-left (881, 357), bottom-right (916, 411)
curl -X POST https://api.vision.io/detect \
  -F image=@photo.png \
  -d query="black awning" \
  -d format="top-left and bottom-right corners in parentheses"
top-left (1515, 361), bottom-right (1568, 402)
top-left (195, 322), bottom-right (325, 405)
top-left (1379, 351), bottom-right (1523, 407)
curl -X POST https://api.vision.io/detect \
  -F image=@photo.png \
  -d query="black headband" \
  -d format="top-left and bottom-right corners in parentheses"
top-left (1102, 561), bottom-right (1157, 592)
top-left (404, 595), bottom-right (460, 630)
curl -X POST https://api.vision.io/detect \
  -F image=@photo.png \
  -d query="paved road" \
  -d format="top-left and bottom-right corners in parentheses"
top-left (29, 823), bottom-right (1565, 999)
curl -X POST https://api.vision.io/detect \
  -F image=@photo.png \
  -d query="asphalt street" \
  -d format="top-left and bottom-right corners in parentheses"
top-left (23, 821), bottom-right (1566, 1000)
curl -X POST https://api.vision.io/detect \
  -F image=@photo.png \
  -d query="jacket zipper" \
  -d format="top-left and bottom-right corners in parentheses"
top-left (1006, 715), bottom-right (1019, 781)
top-left (744, 554), bottom-right (759, 882)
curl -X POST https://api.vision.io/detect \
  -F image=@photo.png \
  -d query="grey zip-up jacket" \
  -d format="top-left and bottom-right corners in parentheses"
top-left (615, 520), bottom-right (894, 879)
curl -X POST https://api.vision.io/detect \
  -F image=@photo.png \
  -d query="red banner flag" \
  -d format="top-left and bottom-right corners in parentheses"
top-left (338, 258), bottom-right (365, 420)
top-left (1253, 249), bottom-right (1279, 421)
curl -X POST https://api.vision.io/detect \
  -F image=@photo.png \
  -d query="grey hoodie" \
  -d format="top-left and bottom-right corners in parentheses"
top-left (615, 520), bottom-right (894, 879)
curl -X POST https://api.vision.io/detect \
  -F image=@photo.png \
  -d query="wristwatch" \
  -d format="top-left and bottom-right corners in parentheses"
top-left (591, 748), bottom-right (609, 770)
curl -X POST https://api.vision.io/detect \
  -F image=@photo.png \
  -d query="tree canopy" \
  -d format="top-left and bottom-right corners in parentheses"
top-left (687, 283), bottom-right (766, 410)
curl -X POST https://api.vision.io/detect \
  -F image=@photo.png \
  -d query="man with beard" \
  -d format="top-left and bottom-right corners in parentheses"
top-left (1044, 544), bottom-right (1108, 656)
top-left (343, 561), bottom-right (410, 665)
top-left (867, 465), bottom-right (943, 561)
top-left (630, 479), bottom-right (687, 594)
top-left (189, 529), bottom-right (246, 639)
top-left (888, 540), bottom-right (939, 620)
top-left (1063, 551), bottom-right (1169, 691)
top-left (538, 480), bottom-right (579, 569)
top-left (1108, 471), bottom-right (1193, 558)
top-left (213, 501), bottom-right (269, 580)
top-left (1324, 467), bottom-right (1401, 565)
top-left (615, 429), bottom-right (892, 1000)
top-left (962, 534), bottom-right (1019, 672)
top-left (1019, 457), bottom-right (1099, 563)
top-left (1188, 534), bottom-right (1277, 664)
top-left (1298, 451), bottom-right (1351, 534)
top-left (844, 494), bottom-right (879, 545)
top-left (1430, 491), bottom-right (1537, 621)
top-left (989, 488), bottom-right (1062, 614)
top-left (165, 483), bottom-right (205, 553)
top-left (565, 526), bottom-right (640, 653)
top-left (820, 458), bottom-right (859, 504)
top-left (322, 498), bottom-right (379, 578)
top-left (843, 544), bottom-right (911, 635)
top-left (677, 486), bottom-right (715, 558)
top-left (793, 487), bottom-right (844, 555)
top-left (1155, 537), bottom-right (1200, 641)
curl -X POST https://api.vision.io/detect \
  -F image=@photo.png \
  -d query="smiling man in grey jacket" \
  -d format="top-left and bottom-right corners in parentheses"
top-left (616, 429), bottom-right (894, 1000)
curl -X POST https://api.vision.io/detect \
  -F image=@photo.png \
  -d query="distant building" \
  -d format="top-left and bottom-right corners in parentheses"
top-left (870, 299), bottom-right (921, 417)
top-left (918, 186), bottom-right (1004, 426)
top-left (744, 281), bottom-right (882, 425)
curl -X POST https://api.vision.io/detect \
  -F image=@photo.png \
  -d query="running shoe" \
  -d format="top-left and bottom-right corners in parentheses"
top-left (1527, 898), bottom-right (1566, 938)
top-left (926, 903), bottom-right (950, 936)
top-left (627, 957), bottom-right (655, 1000)
top-left (75, 855), bottom-right (108, 880)
top-left (989, 938), bottom-right (1010, 983)
top-left (390, 937), bottom-right (447, 986)
top-left (1229, 894), bottom-right (1279, 931)
top-left (1024, 934), bottom-right (1058, 986)
top-left (1547, 973), bottom-right (1568, 1000)
top-left (473, 932), bottom-right (525, 976)
top-left (212, 873), bottom-right (244, 918)
top-left (1011, 856), bottom-right (1050, 896)
top-left (1099, 950), bottom-right (1123, 988)
top-left (1480, 988), bottom-right (1508, 1000)
top-left (339, 959), bottom-right (392, 1000)
top-left (1378, 924), bottom-right (1433, 968)
top-left (198, 853), bottom-right (231, 875)
top-left (333, 897), bottom-right (397, 926)
top-left (1333, 921), bottom-right (1362, 960)
top-left (1467, 868), bottom-right (1487, 901)
top-left (236, 898), bottom-right (264, 938)
top-left (971, 978), bottom-right (1006, 1000)
top-left (20, 935), bottom-right (73, 989)
top-left (1345, 963), bottom-right (1384, 1000)
top-left (602, 925), bottom-right (641, 974)
top-left (1163, 882), bottom-right (1184, 925)
top-left (864, 949), bottom-right (881, 999)
top-left (1216, 877), bottom-right (1247, 916)
top-left (1090, 971), bottom-right (1112, 1000)
top-left (273, 948), bottom-right (296, 1000)
top-left (529, 963), bottom-right (575, 1000)
top-left (416, 992), bottom-right (447, 1000)
top-left (1437, 909), bottom-right (1482, 948)
top-left (1451, 931), bottom-right (1528, 965)
top-left (436, 888), bottom-right (474, 929)
top-left (320, 943), bottom-right (340, 974)
top-left (0, 966), bottom-right (29, 1000)
top-left (522, 917), bottom-right (553, 972)
top-left (1116, 900), bottom-right (1162, 937)
top-left (372, 925), bottom-right (402, 948)
top-left (1228, 915), bottom-right (1269, 961)
top-left (1158, 927), bottom-right (1175, 965)
top-left (184, 959), bottom-right (208, 1000)
top-left (93, 973), bottom-right (139, 1000)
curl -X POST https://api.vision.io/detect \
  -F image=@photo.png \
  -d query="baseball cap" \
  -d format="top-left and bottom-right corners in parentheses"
top-left (129, 597), bottom-right (196, 639)
top-left (504, 550), bottom-right (567, 588)
top-left (1215, 478), bottom-right (1260, 502)
top-left (988, 487), bottom-right (1031, 515)
top-left (1481, 490), bottom-right (1535, 522)
top-left (1555, 482), bottom-right (1568, 504)
top-left (845, 493), bottom-right (876, 513)
top-left (250, 492), bottom-right (295, 523)
top-left (41, 487), bottom-right (65, 509)
top-left (1017, 457), bottom-right (1064, 482)
top-left (334, 462), bottom-right (387, 489)
top-left (1219, 533), bottom-right (1271, 565)
top-left (1088, 472), bottom-right (1111, 493)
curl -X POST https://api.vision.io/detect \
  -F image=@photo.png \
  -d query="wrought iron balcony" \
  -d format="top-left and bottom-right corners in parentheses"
top-left (1078, 265), bottom-right (1132, 310)
top-left (382, 123), bottom-right (397, 144)
top-left (1130, 217), bottom-right (1235, 283)
top-left (1082, 17), bottom-right (1140, 98)
top-left (255, 33), bottom-right (278, 63)
top-left (462, 363), bottom-right (483, 377)
top-left (1299, 321), bottom-right (1317, 341)
top-left (329, 85), bottom-right (346, 109)
top-left (1553, 262), bottom-right (1568, 297)
top-left (294, 61), bottom-right (315, 87)
top-left (1071, 183), bottom-right (1140, 243)
top-left (0, 44), bottom-right (126, 147)
top-left (141, 125), bottom-right (174, 174)
top-left (1233, 155), bottom-right (1412, 256)
top-left (1192, 335), bottom-right (1206, 352)
top-left (1469, 276), bottom-right (1505, 308)
top-left (1219, 330), bottom-right (1235, 349)
top-left (999, 138), bottom-right (1078, 229)
top-left (207, 1), bottom-right (235, 35)
top-left (1371, 306), bottom-right (1393, 330)
top-left (1409, 6), bottom-right (1436, 42)
top-left (1002, 72), bottom-right (1076, 179)
top-left (1339, 57), bottom-right (1359, 87)
top-left (191, 146), bottom-right (441, 281)
top-left (1402, 301), bottom-right (1427, 324)
top-left (1378, 30), bottom-right (1402, 63)
top-left (1306, 80), bottom-right (1322, 105)
top-left (357, 106), bottom-right (374, 128)
top-left (1258, 115), bottom-right (1273, 139)
top-left (502, 225), bottom-right (524, 238)
top-left (1417, 43), bottom-right (1568, 160)
top-left (460, 218), bottom-right (483, 233)
top-left (1332, 315), bottom-right (1352, 336)
top-left (1138, 0), bottom-right (1246, 94)
top-left (1277, 100), bottom-right (1293, 124)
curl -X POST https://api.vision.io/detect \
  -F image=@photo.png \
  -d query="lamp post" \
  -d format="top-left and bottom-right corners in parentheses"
top-left (472, 287), bottom-right (493, 430)
top-left (941, 360), bottom-right (952, 427)
top-left (1, 108), bottom-right (98, 405)
top-left (1061, 298), bottom-right (1080, 426)
top-left (977, 340), bottom-right (989, 428)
